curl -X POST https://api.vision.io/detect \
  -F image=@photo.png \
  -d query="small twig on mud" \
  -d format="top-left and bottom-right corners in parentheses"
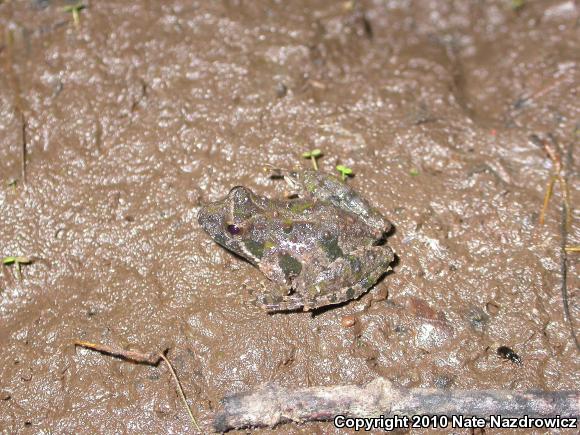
top-left (529, 134), bottom-right (571, 228)
top-left (565, 246), bottom-right (580, 253)
top-left (513, 75), bottom-right (571, 112)
top-left (75, 340), bottom-right (161, 364)
top-left (74, 340), bottom-right (201, 432)
top-left (20, 112), bottom-right (27, 185)
top-left (213, 377), bottom-right (580, 432)
top-left (559, 139), bottom-right (579, 351)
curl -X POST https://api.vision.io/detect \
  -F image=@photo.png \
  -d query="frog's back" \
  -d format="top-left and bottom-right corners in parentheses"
top-left (246, 198), bottom-right (378, 263)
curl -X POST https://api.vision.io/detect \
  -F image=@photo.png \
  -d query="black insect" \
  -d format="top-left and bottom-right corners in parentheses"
top-left (497, 346), bottom-right (522, 365)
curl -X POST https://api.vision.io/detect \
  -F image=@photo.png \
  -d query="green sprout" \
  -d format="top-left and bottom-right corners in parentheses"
top-left (336, 165), bottom-right (353, 181)
top-left (409, 168), bottom-right (419, 176)
top-left (3, 256), bottom-right (32, 279)
top-left (511, 0), bottom-right (525, 11)
top-left (63, 2), bottom-right (86, 28)
top-left (7, 179), bottom-right (18, 191)
top-left (302, 149), bottom-right (323, 170)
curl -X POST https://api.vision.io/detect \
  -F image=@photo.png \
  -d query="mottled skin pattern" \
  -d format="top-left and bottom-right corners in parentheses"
top-left (198, 169), bottom-right (394, 311)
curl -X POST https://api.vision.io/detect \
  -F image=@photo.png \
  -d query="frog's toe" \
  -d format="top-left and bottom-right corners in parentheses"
top-left (254, 294), bottom-right (306, 312)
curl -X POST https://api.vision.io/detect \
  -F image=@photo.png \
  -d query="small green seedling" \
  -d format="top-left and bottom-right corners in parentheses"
top-left (302, 149), bottom-right (323, 170)
top-left (336, 165), bottom-right (353, 181)
top-left (63, 2), bottom-right (86, 28)
top-left (409, 168), bottom-right (419, 176)
top-left (7, 179), bottom-right (18, 191)
top-left (511, 0), bottom-right (525, 10)
top-left (3, 256), bottom-right (32, 279)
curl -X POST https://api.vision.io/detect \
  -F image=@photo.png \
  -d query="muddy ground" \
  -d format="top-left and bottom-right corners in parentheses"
top-left (0, 0), bottom-right (578, 433)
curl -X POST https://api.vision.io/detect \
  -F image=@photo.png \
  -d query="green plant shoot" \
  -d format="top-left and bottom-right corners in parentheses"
top-left (302, 149), bottom-right (322, 170)
top-left (336, 165), bottom-right (353, 181)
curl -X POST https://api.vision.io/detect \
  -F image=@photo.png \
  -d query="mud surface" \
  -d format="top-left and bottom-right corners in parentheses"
top-left (0, 0), bottom-right (579, 433)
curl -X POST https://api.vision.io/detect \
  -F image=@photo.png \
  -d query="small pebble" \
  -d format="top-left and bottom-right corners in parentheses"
top-left (486, 301), bottom-right (500, 315)
top-left (341, 315), bottom-right (357, 328)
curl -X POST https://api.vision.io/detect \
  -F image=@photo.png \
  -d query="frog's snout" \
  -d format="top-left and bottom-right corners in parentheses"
top-left (197, 203), bottom-right (226, 238)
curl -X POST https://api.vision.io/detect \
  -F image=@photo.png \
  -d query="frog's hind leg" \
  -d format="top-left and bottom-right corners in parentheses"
top-left (255, 293), bottom-right (307, 312)
top-left (295, 245), bottom-right (394, 311)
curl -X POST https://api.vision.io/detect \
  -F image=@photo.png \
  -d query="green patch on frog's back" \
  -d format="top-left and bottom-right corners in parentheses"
top-left (244, 240), bottom-right (265, 260)
top-left (320, 237), bottom-right (344, 261)
top-left (359, 275), bottom-right (374, 289)
top-left (264, 240), bottom-right (277, 251)
top-left (289, 201), bottom-right (314, 214)
top-left (279, 253), bottom-right (302, 279)
top-left (345, 287), bottom-right (355, 299)
top-left (305, 181), bottom-right (317, 193)
top-left (282, 219), bottom-right (294, 234)
top-left (346, 254), bottom-right (362, 274)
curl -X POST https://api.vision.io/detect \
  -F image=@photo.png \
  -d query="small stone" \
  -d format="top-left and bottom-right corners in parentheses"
top-left (341, 315), bottom-right (357, 328)
top-left (486, 301), bottom-right (500, 315)
top-left (275, 83), bottom-right (287, 98)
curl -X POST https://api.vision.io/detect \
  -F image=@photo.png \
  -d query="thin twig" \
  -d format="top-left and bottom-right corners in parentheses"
top-left (559, 139), bottom-right (579, 351)
top-left (513, 75), bottom-right (572, 111)
top-left (158, 352), bottom-right (201, 432)
top-left (75, 340), bottom-right (161, 364)
top-left (20, 111), bottom-right (27, 185)
top-left (74, 340), bottom-right (201, 431)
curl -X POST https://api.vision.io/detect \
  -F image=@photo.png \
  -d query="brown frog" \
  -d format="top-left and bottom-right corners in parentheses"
top-left (198, 169), bottom-right (394, 311)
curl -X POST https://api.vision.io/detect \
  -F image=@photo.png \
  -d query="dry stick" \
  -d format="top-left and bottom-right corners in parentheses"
top-left (20, 111), bottom-right (27, 185)
top-left (559, 139), bottom-right (579, 351)
top-left (74, 341), bottom-right (201, 432)
top-left (213, 377), bottom-right (579, 432)
top-left (3, 27), bottom-right (27, 185)
top-left (513, 75), bottom-right (571, 111)
top-left (75, 340), bottom-right (161, 364)
top-left (158, 352), bottom-right (202, 432)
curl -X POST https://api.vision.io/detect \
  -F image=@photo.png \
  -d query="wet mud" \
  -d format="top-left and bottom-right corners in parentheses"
top-left (0, 0), bottom-right (578, 433)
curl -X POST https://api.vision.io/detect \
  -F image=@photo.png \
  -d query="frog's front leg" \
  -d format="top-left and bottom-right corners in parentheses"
top-left (259, 245), bottom-right (394, 312)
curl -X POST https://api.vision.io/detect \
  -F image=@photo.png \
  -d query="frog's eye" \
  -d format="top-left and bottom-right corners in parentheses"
top-left (226, 223), bottom-right (242, 236)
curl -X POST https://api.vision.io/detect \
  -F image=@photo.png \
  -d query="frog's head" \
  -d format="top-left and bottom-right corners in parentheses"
top-left (198, 186), bottom-right (263, 264)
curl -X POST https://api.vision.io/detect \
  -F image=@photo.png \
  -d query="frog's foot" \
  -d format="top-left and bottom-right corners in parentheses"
top-left (255, 293), bottom-right (308, 312)
top-left (294, 245), bottom-right (394, 311)
top-left (253, 280), bottom-right (297, 311)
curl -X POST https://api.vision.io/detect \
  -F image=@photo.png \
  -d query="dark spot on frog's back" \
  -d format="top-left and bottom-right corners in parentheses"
top-left (282, 219), bottom-right (293, 233)
top-left (279, 253), bottom-right (302, 279)
top-left (320, 236), bottom-right (344, 261)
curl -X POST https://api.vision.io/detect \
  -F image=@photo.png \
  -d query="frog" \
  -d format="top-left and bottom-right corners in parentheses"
top-left (197, 169), bottom-right (394, 312)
